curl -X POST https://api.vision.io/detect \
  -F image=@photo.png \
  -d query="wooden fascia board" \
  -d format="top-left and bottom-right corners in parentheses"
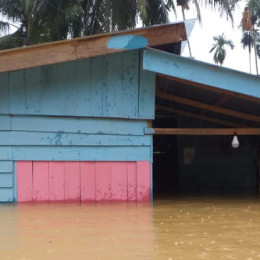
top-left (156, 105), bottom-right (246, 128)
top-left (0, 23), bottom-right (186, 73)
top-left (143, 48), bottom-right (260, 99)
top-left (147, 128), bottom-right (260, 135)
top-left (156, 91), bottom-right (260, 124)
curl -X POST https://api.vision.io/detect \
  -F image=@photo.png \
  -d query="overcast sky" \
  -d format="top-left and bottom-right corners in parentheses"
top-left (175, 0), bottom-right (259, 74)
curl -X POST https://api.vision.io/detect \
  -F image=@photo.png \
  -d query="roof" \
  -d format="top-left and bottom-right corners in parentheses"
top-left (0, 22), bottom-right (186, 73)
top-left (181, 18), bottom-right (197, 54)
top-left (141, 48), bottom-right (260, 128)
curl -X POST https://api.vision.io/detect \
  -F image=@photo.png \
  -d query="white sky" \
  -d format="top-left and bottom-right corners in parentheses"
top-left (174, 0), bottom-right (259, 74)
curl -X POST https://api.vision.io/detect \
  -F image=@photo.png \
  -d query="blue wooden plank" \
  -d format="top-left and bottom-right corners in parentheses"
top-left (0, 161), bottom-right (13, 172)
top-left (0, 148), bottom-right (12, 160)
top-left (138, 66), bottom-right (156, 119)
top-left (12, 146), bottom-right (151, 161)
top-left (0, 73), bottom-right (9, 114)
top-left (90, 55), bottom-right (106, 117)
top-left (24, 67), bottom-right (43, 114)
top-left (120, 51), bottom-right (139, 118)
top-left (13, 162), bottom-right (17, 202)
top-left (73, 59), bottom-right (92, 114)
top-left (0, 131), bottom-right (151, 146)
top-left (40, 64), bottom-right (59, 114)
top-left (6, 52), bottom-right (142, 119)
top-left (11, 116), bottom-right (147, 135)
top-left (0, 116), bottom-right (11, 130)
top-left (57, 61), bottom-right (80, 115)
top-left (0, 188), bottom-right (13, 202)
top-left (143, 49), bottom-right (260, 99)
top-left (0, 174), bottom-right (13, 188)
top-left (9, 70), bottom-right (27, 114)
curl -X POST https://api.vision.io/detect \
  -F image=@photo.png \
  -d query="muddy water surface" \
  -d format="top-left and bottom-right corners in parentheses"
top-left (1, 197), bottom-right (260, 260)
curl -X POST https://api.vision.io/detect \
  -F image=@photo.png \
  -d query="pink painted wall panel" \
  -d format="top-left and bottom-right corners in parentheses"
top-left (96, 162), bottom-right (111, 201)
top-left (137, 161), bottom-right (151, 202)
top-left (111, 162), bottom-right (127, 201)
top-left (32, 162), bottom-right (49, 201)
top-left (49, 162), bottom-right (65, 201)
top-left (16, 161), bottom-right (151, 203)
top-left (80, 162), bottom-right (96, 201)
top-left (127, 162), bottom-right (137, 201)
top-left (17, 161), bottom-right (33, 202)
top-left (64, 162), bottom-right (80, 202)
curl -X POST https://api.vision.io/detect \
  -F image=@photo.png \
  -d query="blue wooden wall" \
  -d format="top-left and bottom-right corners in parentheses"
top-left (0, 50), bottom-right (156, 202)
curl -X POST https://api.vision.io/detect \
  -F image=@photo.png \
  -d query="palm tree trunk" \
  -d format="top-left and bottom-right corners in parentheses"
top-left (249, 46), bottom-right (252, 74)
top-left (253, 28), bottom-right (259, 75)
top-left (182, 8), bottom-right (192, 58)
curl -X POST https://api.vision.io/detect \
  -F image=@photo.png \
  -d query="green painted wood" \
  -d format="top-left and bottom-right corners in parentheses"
top-left (12, 146), bottom-right (151, 161)
top-left (0, 188), bottom-right (13, 202)
top-left (0, 174), bottom-right (13, 188)
top-left (0, 131), bottom-right (151, 146)
top-left (11, 116), bottom-right (147, 135)
top-left (143, 48), bottom-right (260, 99)
top-left (0, 73), bottom-right (9, 114)
top-left (0, 116), bottom-right (11, 130)
top-left (0, 161), bottom-right (13, 172)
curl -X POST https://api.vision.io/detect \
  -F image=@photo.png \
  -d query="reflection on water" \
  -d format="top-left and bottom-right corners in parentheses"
top-left (2, 197), bottom-right (260, 259)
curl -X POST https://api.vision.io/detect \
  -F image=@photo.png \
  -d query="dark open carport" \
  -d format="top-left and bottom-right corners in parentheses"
top-left (142, 49), bottom-right (260, 197)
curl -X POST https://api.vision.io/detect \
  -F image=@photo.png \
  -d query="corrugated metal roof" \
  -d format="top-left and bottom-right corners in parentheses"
top-left (181, 18), bottom-right (197, 54)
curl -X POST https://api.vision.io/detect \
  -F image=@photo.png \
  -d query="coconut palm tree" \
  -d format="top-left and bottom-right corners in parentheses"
top-left (209, 33), bottom-right (234, 65)
top-left (241, 31), bottom-right (254, 73)
top-left (241, 3), bottom-right (260, 75)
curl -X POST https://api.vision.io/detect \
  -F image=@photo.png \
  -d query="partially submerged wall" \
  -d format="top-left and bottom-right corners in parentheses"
top-left (0, 51), bottom-right (156, 202)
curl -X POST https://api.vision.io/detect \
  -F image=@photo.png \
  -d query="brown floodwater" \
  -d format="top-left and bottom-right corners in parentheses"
top-left (1, 196), bottom-right (260, 260)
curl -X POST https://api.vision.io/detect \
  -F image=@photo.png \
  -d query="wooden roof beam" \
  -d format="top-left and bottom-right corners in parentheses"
top-left (156, 91), bottom-right (260, 124)
top-left (156, 105), bottom-right (247, 128)
top-left (148, 128), bottom-right (260, 135)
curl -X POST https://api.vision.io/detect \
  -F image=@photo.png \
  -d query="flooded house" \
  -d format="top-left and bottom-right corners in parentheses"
top-left (0, 21), bottom-right (259, 203)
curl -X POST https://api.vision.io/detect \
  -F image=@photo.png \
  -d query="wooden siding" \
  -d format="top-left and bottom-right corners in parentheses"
top-left (0, 51), bottom-right (156, 119)
top-left (17, 161), bottom-right (151, 202)
top-left (0, 51), bottom-right (156, 202)
top-left (0, 115), bottom-right (152, 202)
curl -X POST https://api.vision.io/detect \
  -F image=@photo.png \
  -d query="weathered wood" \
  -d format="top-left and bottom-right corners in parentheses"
top-left (157, 105), bottom-right (246, 128)
top-left (4, 51), bottom-right (144, 119)
top-left (156, 91), bottom-right (260, 123)
top-left (0, 188), bottom-right (13, 202)
top-left (0, 23), bottom-right (186, 73)
top-left (150, 128), bottom-right (260, 135)
top-left (17, 161), bottom-right (32, 202)
top-left (0, 131), bottom-right (151, 146)
top-left (157, 74), bottom-right (260, 103)
top-left (12, 146), bottom-right (151, 162)
top-left (32, 162), bottom-right (49, 201)
top-left (0, 161), bottom-right (13, 173)
top-left (0, 174), bottom-right (13, 188)
top-left (10, 116), bottom-right (148, 136)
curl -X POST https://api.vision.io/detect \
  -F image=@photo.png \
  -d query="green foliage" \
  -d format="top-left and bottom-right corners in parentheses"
top-left (209, 33), bottom-right (234, 65)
